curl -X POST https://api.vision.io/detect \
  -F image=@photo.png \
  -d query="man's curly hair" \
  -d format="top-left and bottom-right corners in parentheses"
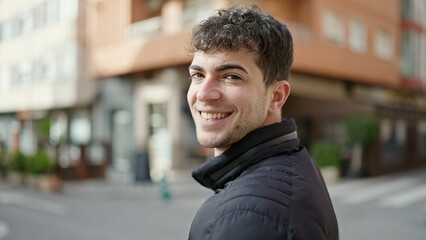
top-left (190, 5), bottom-right (293, 87)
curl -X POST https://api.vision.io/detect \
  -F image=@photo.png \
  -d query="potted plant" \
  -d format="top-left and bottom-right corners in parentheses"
top-left (0, 148), bottom-right (9, 180)
top-left (7, 152), bottom-right (28, 186)
top-left (310, 141), bottom-right (342, 184)
top-left (28, 150), bottom-right (61, 193)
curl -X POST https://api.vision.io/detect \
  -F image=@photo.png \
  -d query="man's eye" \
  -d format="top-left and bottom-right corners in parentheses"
top-left (225, 75), bottom-right (242, 80)
top-left (190, 73), bottom-right (204, 79)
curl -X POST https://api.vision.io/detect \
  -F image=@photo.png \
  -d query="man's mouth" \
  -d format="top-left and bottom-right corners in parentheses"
top-left (200, 111), bottom-right (231, 120)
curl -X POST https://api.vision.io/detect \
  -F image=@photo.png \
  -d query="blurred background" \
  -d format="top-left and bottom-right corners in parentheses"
top-left (0, 0), bottom-right (425, 239)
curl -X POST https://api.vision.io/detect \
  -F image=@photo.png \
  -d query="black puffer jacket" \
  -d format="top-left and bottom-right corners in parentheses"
top-left (189, 119), bottom-right (339, 240)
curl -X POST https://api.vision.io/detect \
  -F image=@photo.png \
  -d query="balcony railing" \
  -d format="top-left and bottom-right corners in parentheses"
top-left (182, 5), bottom-right (213, 30)
top-left (128, 4), bottom-right (214, 40)
top-left (129, 16), bottom-right (162, 40)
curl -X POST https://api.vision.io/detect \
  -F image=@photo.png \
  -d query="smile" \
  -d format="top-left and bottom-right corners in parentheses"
top-left (200, 112), bottom-right (231, 120)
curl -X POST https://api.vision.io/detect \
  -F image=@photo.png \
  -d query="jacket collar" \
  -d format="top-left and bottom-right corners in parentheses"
top-left (192, 118), bottom-right (300, 191)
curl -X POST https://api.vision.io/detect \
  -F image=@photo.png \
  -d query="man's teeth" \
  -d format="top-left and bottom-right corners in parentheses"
top-left (201, 112), bottom-right (229, 120)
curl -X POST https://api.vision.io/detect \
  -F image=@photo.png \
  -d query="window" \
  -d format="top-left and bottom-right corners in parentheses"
top-left (400, 30), bottom-right (426, 80)
top-left (401, 0), bottom-right (413, 20)
top-left (37, 45), bottom-right (78, 83)
top-left (57, 45), bottom-right (77, 80)
top-left (46, 0), bottom-right (59, 24)
top-left (380, 119), bottom-right (406, 165)
top-left (374, 27), bottom-right (394, 60)
top-left (20, 120), bottom-right (36, 155)
top-left (70, 110), bottom-right (91, 145)
top-left (13, 61), bottom-right (33, 86)
top-left (322, 9), bottom-right (345, 45)
top-left (321, 119), bottom-right (345, 145)
top-left (1, 0), bottom-right (77, 42)
top-left (49, 112), bottom-right (68, 146)
top-left (0, 69), bottom-right (3, 90)
top-left (417, 121), bottom-right (426, 159)
top-left (400, 31), bottom-right (415, 76)
top-left (38, 52), bottom-right (57, 82)
top-left (0, 24), bottom-right (4, 42)
top-left (422, 1), bottom-right (426, 27)
top-left (148, 103), bottom-right (167, 136)
top-left (111, 109), bottom-right (133, 173)
top-left (35, 2), bottom-right (48, 28)
top-left (413, 0), bottom-right (425, 24)
top-left (0, 68), bottom-right (11, 91)
top-left (59, 0), bottom-right (79, 21)
top-left (413, 31), bottom-right (422, 79)
top-left (0, 21), bottom-right (12, 42)
top-left (420, 33), bottom-right (426, 81)
top-left (17, 11), bottom-right (34, 35)
top-left (349, 19), bottom-right (367, 53)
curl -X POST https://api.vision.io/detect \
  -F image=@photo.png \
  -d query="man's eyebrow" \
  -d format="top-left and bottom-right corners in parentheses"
top-left (189, 65), bottom-right (203, 71)
top-left (189, 64), bottom-right (248, 74)
top-left (216, 64), bottom-right (248, 74)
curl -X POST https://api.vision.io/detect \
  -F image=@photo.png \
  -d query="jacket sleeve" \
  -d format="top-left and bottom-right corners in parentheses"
top-left (208, 209), bottom-right (289, 240)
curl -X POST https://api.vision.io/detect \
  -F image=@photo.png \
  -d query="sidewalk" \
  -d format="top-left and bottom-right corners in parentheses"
top-left (61, 174), bottom-right (212, 201)
top-left (56, 166), bottom-right (343, 201)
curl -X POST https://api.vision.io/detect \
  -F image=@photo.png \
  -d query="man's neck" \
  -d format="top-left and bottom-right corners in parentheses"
top-left (213, 118), bottom-right (283, 157)
top-left (214, 147), bottom-right (227, 157)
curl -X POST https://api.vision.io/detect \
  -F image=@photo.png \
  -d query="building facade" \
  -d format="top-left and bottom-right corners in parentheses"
top-left (1, 0), bottom-right (425, 183)
top-left (87, 0), bottom-right (426, 181)
top-left (0, 0), bottom-right (102, 180)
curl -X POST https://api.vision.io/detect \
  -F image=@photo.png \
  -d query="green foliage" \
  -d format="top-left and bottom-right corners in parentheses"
top-left (28, 151), bottom-right (54, 175)
top-left (310, 141), bottom-right (342, 168)
top-left (0, 148), bottom-right (7, 164)
top-left (345, 115), bottom-right (379, 146)
top-left (5, 150), bottom-right (54, 175)
top-left (38, 117), bottom-right (51, 138)
top-left (0, 148), bottom-right (9, 172)
top-left (8, 152), bottom-right (29, 173)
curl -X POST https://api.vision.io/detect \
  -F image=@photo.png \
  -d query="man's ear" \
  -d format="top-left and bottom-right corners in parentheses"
top-left (268, 80), bottom-right (290, 112)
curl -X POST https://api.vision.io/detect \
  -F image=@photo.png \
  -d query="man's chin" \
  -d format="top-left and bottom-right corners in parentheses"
top-left (197, 128), bottom-right (247, 148)
top-left (197, 135), bottom-right (227, 149)
top-left (198, 140), bottom-right (220, 149)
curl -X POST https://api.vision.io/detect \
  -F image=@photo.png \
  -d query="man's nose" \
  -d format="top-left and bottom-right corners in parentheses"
top-left (196, 77), bottom-right (221, 102)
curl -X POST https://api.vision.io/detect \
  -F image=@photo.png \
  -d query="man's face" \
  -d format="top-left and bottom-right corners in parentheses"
top-left (187, 48), bottom-right (273, 155)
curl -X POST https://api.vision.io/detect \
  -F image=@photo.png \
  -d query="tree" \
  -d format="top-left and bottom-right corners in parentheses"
top-left (344, 115), bottom-right (379, 177)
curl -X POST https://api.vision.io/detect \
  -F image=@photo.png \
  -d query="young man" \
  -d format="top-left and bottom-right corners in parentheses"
top-left (187, 5), bottom-right (338, 240)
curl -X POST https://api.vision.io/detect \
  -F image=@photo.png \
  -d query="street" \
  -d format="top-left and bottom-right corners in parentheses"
top-left (329, 168), bottom-right (426, 240)
top-left (1, 168), bottom-right (426, 240)
top-left (0, 178), bottom-right (210, 240)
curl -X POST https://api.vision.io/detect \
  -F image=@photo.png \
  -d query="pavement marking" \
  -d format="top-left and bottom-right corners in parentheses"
top-left (20, 195), bottom-right (68, 215)
top-left (0, 221), bottom-right (9, 240)
top-left (338, 178), bottom-right (417, 205)
top-left (378, 183), bottom-right (426, 209)
top-left (0, 191), bottom-right (67, 215)
top-left (0, 191), bottom-right (22, 205)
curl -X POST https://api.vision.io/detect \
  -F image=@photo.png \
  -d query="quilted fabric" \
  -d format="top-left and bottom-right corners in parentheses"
top-left (189, 119), bottom-right (339, 240)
